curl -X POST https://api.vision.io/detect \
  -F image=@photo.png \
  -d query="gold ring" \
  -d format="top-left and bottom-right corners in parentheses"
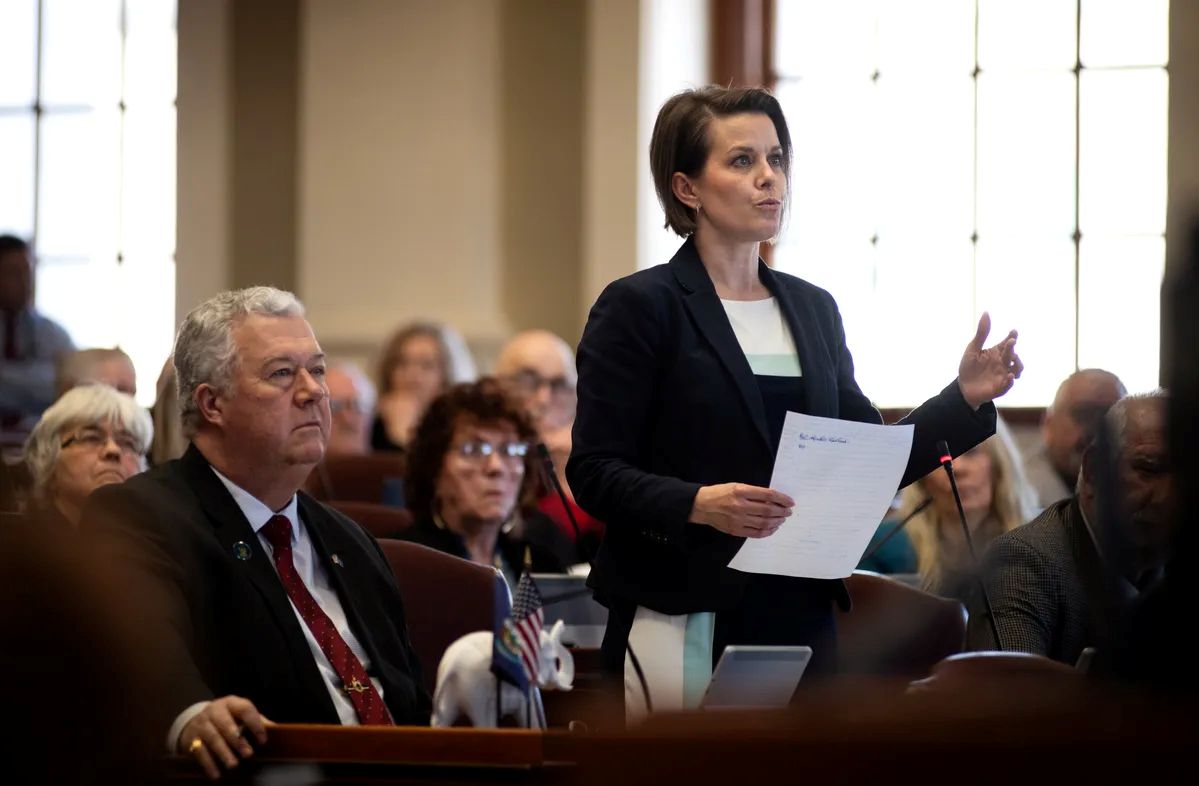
top-left (188, 738), bottom-right (204, 755)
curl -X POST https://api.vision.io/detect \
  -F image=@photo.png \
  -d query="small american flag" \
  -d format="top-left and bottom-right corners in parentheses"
top-left (510, 570), bottom-right (544, 683)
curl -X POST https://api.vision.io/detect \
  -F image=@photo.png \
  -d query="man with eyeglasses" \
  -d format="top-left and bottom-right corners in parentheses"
top-left (325, 361), bottom-right (376, 456)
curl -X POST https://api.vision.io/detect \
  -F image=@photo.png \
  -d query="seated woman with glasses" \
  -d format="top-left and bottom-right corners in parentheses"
top-left (399, 378), bottom-right (565, 588)
top-left (22, 384), bottom-right (153, 527)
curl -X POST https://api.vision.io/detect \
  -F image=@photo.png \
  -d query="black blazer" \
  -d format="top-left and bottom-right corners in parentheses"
top-left (566, 238), bottom-right (997, 615)
top-left (83, 444), bottom-right (431, 734)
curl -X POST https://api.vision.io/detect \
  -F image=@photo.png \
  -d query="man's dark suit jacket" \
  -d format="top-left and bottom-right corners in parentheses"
top-left (83, 444), bottom-right (431, 735)
top-left (566, 237), bottom-right (997, 616)
top-left (968, 497), bottom-right (1108, 665)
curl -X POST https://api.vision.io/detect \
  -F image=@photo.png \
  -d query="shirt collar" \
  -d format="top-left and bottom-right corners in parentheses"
top-left (209, 466), bottom-right (300, 543)
top-left (1077, 499), bottom-right (1138, 599)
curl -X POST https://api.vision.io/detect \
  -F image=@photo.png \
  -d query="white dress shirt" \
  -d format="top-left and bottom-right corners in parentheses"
top-left (167, 468), bottom-right (386, 750)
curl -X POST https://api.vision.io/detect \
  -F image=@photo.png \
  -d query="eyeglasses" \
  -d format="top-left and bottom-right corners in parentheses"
top-left (61, 426), bottom-right (141, 456)
top-left (504, 370), bottom-right (575, 399)
top-left (451, 440), bottom-right (530, 461)
top-left (329, 398), bottom-right (367, 415)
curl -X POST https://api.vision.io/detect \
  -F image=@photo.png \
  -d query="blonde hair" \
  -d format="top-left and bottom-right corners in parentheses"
top-left (903, 417), bottom-right (1037, 593)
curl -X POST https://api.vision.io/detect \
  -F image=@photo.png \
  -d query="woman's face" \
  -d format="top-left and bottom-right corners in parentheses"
top-left (923, 443), bottom-right (995, 520)
top-left (683, 112), bottom-right (786, 243)
top-left (51, 421), bottom-right (143, 512)
top-left (435, 419), bottom-right (527, 529)
top-left (390, 334), bottom-right (445, 404)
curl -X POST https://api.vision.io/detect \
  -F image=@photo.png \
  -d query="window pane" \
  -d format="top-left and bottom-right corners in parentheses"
top-left (877, 0), bottom-right (974, 75)
top-left (34, 256), bottom-right (119, 349)
top-left (1078, 235), bottom-right (1163, 393)
top-left (0, 0), bottom-right (38, 106)
top-left (774, 0), bottom-right (877, 78)
top-left (977, 72), bottom-right (1076, 237)
top-left (37, 109), bottom-right (121, 259)
top-left (978, 0), bottom-right (1077, 71)
top-left (776, 78), bottom-right (877, 240)
top-left (1081, 0), bottom-right (1169, 67)
top-left (875, 75), bottom-right (973, 238)
top-left (117, 257), bottom-right (175, 406)
top-left (122, 106), bottom-right (176, 257)
top-left (0, 113), bottom-right (36, 238)
top-left (1079, 69), bottom-right (1167, 236)
top-left (975, 237), bottom-right (1076, 406)
top-left (125, 0), bottom-right (177, 106)
top-left (40, 0), bottom-right (122, 107)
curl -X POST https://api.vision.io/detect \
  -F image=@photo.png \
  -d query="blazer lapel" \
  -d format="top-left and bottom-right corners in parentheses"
top-left (670, 240), bottom-right (773, 455)
top-left (180, 446), bottom-right (339, 720)
top-left (759, 262), bottom-right (837, 418)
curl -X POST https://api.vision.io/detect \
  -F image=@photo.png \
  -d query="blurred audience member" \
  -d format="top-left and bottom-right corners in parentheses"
top-left (23, 384), bottom-right (152, 528)
top-left (57, 347), bottom-right (137, 398)
top-left (401, 379), bottom-right (564, 589)
top-left (861, 418), bottom-right (1036, 601)
top-left (969, 392), bottom-right (1174, 664)
top-left (149, 356), bottom-right (187, 465)
top-left (1025, 369), bottom-right (1126, 508)
top-left (372, 322), bottom-right (476, 452)
top-left (495, 329), bottom-right (602, 557)
top-left (326, 360), bottom-right (376, 456)
top-left (0, 235), bottom-right (75, 427)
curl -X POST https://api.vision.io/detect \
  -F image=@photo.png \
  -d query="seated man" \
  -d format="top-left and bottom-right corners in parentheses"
top-left (0, 235), bottom-right (75, 427)
top-left (968, 392), bottom-right (1174, 665)
top-left (84, 287), bottom-right (429, 779)
top-left (324, 360), bottom-right (375, 456)
top-left (56, 346), bottom-right (138, 398)
top-left (1023, 369), bottom-right (1126, 509)
top-left (494, 329), bottom-right (602, 561)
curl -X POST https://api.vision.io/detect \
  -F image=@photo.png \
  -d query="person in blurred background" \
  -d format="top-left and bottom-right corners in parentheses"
top-left (494, 329), bottom-right (603, 557)
top-left (400, 379), bottom-right (564, 589)
top-left (149, 356), bottom-right (187, 466)
top-left (326, 360), bottom-right (376, 456)
top-left (372, 322), bottom-right (476, 452)
top-left (0, 235), bottom-right (75, 429)
top-left (861, 417), bottom-right (1036, 601)
top-left (23, 384), bottom-right (152, 528)
top-left (970, 392), bottom-right (1175, 664)
top-left (56, 347), bottom-right (137, 399)
top-left (1024, 369), bottom-right (1126, 509)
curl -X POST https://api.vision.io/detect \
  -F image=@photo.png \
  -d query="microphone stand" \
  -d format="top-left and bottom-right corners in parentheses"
top-left (937, 440), bottom-right (1006, 652)
top-left (534, 443), bottom-right (653, 715)
top-left (859, 496), bottom-right (934, 565)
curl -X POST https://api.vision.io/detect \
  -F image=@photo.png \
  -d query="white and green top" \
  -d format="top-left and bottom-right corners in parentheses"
top-left (719, 296), bottom-right (802, 377)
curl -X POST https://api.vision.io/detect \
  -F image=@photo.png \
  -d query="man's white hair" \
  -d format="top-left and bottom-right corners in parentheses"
top-left (174, 287), bottom-right (305, 437)
top-left (24, 384), bottom-right (153, 499)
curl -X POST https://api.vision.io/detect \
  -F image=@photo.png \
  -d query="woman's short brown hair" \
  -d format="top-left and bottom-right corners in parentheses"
top-left (404, 378), bottom-right (539, 521)
top-left (650, 85), bottom-right (793, 237)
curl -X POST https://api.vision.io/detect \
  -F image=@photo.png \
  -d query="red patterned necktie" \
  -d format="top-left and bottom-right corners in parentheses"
top-left (261, 515), bottom-right (393, 725)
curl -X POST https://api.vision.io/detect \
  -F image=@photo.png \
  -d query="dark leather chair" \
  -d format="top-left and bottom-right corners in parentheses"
top-left (836, 570), bottom-right (967, 678)
top-left (304, 452), bottom-right (406, 505)
top-left (327, 500), bottom-right (414, 540)
top-left (377, 539), bottom-right (500, 696)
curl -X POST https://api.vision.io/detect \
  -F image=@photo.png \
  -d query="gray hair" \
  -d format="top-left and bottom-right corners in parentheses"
top-left (24, 384), bottom-right (154, 499)
top-left (174, 287), bottom-right (305, 437)
top-left (1078, 389), bottom-right (1168, 492)
top-left (328, 359), bottom-right (378, 413)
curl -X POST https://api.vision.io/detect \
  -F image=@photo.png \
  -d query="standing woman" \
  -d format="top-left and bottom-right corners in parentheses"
top-left (566, 86), bottom-right (1024, 712)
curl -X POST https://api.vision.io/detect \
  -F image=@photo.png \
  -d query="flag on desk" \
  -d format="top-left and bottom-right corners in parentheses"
top-left (490, 571), bottom-right (528, 691)
top-left (510, 570), bottom-right (544, 682)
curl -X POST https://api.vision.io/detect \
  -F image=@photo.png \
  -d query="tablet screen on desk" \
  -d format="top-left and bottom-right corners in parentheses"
top-left (701, 645), bottom-right (813, 710)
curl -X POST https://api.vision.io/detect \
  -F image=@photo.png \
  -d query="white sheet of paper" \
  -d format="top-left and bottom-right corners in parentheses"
top-left (727, 412), bottom-right (914, 580)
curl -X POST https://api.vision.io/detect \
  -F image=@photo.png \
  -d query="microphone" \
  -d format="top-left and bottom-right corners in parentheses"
top-left (859, 496), bottom-right (933, 565)
top-left (534, 442), bottom-right (653, 714)
top-left (937, 439), bottom-right (1006, 652)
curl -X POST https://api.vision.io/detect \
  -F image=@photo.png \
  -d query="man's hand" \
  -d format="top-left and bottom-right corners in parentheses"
top-left (689, 483), bottom-right (794, 538)
top-left (179, 696), bottom-right (270, 780)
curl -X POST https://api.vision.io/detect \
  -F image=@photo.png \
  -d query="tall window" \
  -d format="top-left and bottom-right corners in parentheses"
top-left (772, 0), bottom-right (1168, 406)
top-left (0, 0), bottom-right (177, 406)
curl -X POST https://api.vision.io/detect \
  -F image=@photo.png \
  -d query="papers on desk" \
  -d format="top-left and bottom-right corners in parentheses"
top-left (728, 412), bottom-right (914, 580)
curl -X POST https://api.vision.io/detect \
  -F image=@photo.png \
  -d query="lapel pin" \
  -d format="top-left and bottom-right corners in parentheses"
top-left (331, 554), bottom-right (345, 568)
top-left (233, 541), bottom-right (253, 561)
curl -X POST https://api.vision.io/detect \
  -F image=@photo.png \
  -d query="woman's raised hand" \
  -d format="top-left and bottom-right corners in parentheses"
top-left (689, 483), bottom-right (794, 538)
top-left (957, 311), bottom-right (1024, 409)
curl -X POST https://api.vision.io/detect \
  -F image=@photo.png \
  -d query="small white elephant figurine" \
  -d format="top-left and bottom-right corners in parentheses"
top-left (432, 619), bottom-right (575, 728)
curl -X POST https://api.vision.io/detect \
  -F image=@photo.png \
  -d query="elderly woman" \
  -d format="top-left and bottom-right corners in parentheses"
top-left (371, 322), bottom-right (476, 452)
top-left (400, 378), bottom-right (564, 588)
top-left (24, 384), bottom-right (152, 527)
